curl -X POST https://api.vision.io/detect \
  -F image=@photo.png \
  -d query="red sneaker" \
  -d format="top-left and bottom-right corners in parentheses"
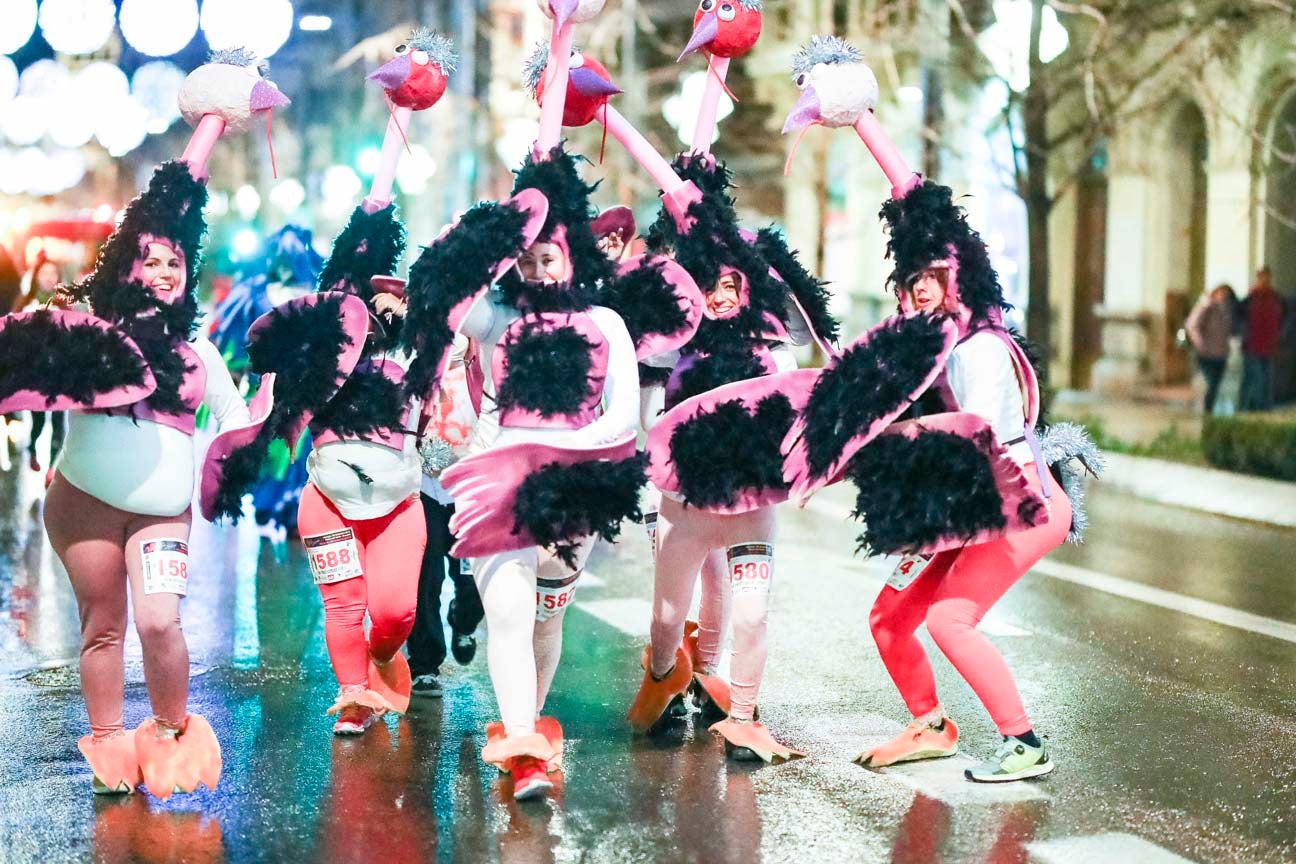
top-left (332, 704), bottom-right (378, 736)
top-left (507, 756), bottom-right (553, 801)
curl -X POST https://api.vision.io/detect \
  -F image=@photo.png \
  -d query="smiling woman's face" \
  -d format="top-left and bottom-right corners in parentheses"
top-left (139, 242), bottom-right (186, 304)
top-left (706, 271), bottom-right (742, 318)
top-left (517, 241), bottom-right (571, 285)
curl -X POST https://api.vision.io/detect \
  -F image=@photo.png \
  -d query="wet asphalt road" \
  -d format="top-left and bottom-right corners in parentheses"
top-left (1, 462), bottom-right (1294, 864)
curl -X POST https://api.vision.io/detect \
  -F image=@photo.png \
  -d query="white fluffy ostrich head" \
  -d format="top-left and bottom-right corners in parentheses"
top-left (782, 36), bottom-right (878, 134)
top-left (178, 48), bottom-right (291, 137)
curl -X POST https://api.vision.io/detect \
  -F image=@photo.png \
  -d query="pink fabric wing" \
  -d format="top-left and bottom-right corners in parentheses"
top-left (618, 255), bottom-right (704, 360)
top-left (198, 373), bottom-right (276, 522)
top-left (646, 369), bottom-right (820, 515)
top-left (0, 310), bottom-right (157, 412)
top-left (783, 314), bottom-right (959, 506)
top-left (442, 431), bottom-right (638, 559)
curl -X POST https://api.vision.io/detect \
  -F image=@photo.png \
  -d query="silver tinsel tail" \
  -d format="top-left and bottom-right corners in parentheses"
top-left (1038, 421), bottom-right (1105, 543)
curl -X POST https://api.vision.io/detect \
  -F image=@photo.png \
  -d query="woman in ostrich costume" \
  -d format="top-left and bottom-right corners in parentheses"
top-left (534, 4), bottom-right (839, 762)
top-left (201, 30), bottom-right (458, 736)
top-left (0, 50), bottom-right (289, 797)
top-left (783, 36), bottom-right (1101, 782)
top-left (398, 0), bottom-right (700, 800)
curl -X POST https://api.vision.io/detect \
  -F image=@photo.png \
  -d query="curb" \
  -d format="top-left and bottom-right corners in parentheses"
top-left (1098, 452), bottom-right (1296, 528)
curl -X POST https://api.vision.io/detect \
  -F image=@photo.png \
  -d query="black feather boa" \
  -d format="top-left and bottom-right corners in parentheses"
top-left (72, 161), bottom-right (207, 319)
top-left (310, 366), bottom-right (407, 440)
top-left (880, 180), bottom-right (1007, 322)
top-left (495, 320), bottom-right (599, 417)
top-left (317, 202), bottom-right (406, 303)
top-left (402, 200), bottom-right (531, 400)
top-left (643, 155), bottom-right (790, 354)
top-left (247, 293), bottom-right (356, 439)
top-left (512, 453), bottom-right (648, 567)
top-left (799, 314), bottom-right (949, 480)
top-left (755, 226), bottom-right (839, 344)
top-left (209, 428), bottom-right (274, 523)
top-left (495, 272), bottom-right (598, 313)
top-left (668, 394), bottom-right (794, 509)
top-left (845, 427), bottom-right (1007, 556)
top-left (599, 257), bottom-right (690, 350)
top-left (512, 146), bottom-right (616, 299)
top-left (0, 311), bottom-right (152, 405)
top-left (667, 347), bottom-right (769, 409)
top-left (119, 310), bottom-right (199, 416)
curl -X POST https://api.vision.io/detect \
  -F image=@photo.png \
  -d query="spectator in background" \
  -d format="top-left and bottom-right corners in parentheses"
top-left (18, 253), bottom-right (69, 474)
top-left (1186, 283), bottom-right (1235, 414)
top-left (1239, 267), bottom-right (1286, 411)
top-left (0, 247), bottom-right (21, 471)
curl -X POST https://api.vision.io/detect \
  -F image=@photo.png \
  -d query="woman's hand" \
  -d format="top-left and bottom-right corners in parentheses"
top-left (371, 292), bottom-right (407, 320)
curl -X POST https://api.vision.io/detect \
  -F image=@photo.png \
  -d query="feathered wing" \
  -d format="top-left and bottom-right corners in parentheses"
top-left (755, 226), bottom-right (839, 348)
top-left (0, 310), bottom-right (156, 412)
top-left (845, 413), bottom-right (1047, 557)
top-left (601, 255), bottom-right (702, 360)
top-left (316, 202), bottom-right (406, 301)
top-left (401, 191), bottom-right (548, 400)
top-left (783, 313), bottom-right (958, 502)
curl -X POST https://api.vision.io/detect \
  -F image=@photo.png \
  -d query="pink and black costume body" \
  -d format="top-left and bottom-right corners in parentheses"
top-left (783, 178), bottom-right (1101, 737)
top-left (635, 156), bottom-right (840, 731)
top-left (399, 144), bottom-right (698, 764)
top-left (219, 200), bottom-right (428, 716)
top-left (0, 159), bottom-right (249, 794)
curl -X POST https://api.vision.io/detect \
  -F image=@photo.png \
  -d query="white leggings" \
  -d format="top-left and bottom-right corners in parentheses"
top-left (651, 497), bottom-right (776, 722)
top-left (473, 537), bottom-right (594, 737)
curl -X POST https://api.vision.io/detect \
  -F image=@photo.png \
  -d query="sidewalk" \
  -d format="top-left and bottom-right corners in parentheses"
top-left (1051, 389), bottom-right (1296, 529)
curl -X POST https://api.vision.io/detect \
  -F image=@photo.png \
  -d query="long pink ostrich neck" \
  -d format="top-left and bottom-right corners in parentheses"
top-left (852, 112), bottom-right (918, 196)
top-left (180, 115), bottom-right (227, 181)
top-left (690, 55), bottom-right (730, 156)
top-left (536, 22), bottom-right (575, 155)
top-left (367, 105), bottom-right (414, 207)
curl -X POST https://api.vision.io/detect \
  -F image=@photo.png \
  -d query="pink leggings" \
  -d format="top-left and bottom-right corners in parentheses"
top-left (297, 484), bottom-right (425, 689)
top-left (44, 474), bottom-right (192, 738)
top-left (646, 498), bottom-right (730, 674)
top-left (868, 468), bottom-right (1071, 736)
top-left (651, 497), bottom-right (775, 722)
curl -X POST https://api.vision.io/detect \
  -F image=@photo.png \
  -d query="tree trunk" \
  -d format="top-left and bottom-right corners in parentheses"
top-left (1022, 0), bottom-right (1052, 368)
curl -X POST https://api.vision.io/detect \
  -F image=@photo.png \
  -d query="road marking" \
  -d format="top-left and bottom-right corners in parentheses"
top-left (1032, 559), bottom-right (1296, 645)
top-left (577, 598), bottom-right (652, 637)
top-left (977, 617), bottom-right (1032, 637)
top-left (579, 571), bottom-right (606, 589)
top-left (854, 715), bottom-right (1048, 805)
top-left (1027, 832), bottom-right (1196, 863)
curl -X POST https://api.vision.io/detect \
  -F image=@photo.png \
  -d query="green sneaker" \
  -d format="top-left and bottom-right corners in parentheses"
top-left (964, 737), bottom-right (1055, 783)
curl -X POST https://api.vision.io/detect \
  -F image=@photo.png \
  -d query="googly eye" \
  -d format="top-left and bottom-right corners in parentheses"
top-left (412, 50), bottom-right (429, 65)
top-left (395, 43), bottom-right (408, 54)
top-left (699, 0), bottom-right (714, 11)
top-left (796, 73), bottom-right (807, 89)
top-left (570, 51), bottom-right (586, 68)
top-left (717, 3), bottom-right (736, 20)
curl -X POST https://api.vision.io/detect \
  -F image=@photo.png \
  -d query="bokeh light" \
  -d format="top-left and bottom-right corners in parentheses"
top-left (119, 0), bottom-right (200, 57)
top-left (0, 57), bottom-right (18, 104)
top-left (201, 0), bottom-right (295, 60)
top-left (132, 61), bottom-right (186, 134)
top-left (95, 95), bottom-right (150, 157)
top-left (0, 0), bottom-right (38, 55)
top-left (38, 0), bottom-right (116, 56)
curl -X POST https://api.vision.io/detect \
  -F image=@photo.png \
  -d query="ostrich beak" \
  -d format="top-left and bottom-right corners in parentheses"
top-left (550, 0), bottom-right (580, 29)
top-left (678, 12), bottom-right (719, 62)
top-left (368, 55), bottom-right (412, 91)
top-left (570, 67), bottom-right (623, 99)
top-left (250, 79), bottom-right (291, 110)
top-left (782, 86), bottom-right (821, 134)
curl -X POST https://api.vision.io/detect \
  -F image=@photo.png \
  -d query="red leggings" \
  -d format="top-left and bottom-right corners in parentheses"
top-left (297, 484), bottom-right (425, 688)
top-left (44, 474), bottom-right (192, 737)
top-left (868, 468), bottom-right (1070, 736)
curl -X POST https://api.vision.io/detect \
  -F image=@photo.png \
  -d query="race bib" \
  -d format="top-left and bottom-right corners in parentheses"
top-left (643, 511), bottom-right (658, 561)
top-left (886, 554), bottom-right (932, 592)
top-left (140, 539), bottom-right (189, 596)
top-left (536, 572), bottom-right (580, 623)
top-left (727, 543), bottom-right (773, 596)
top-left (303, 529), bottom-right (364, 585)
